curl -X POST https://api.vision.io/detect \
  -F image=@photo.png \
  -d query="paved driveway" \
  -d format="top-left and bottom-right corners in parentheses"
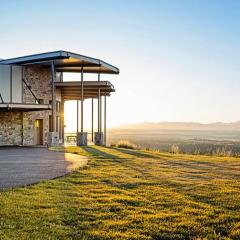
top-left (0, 147), bottom-right (88, 190)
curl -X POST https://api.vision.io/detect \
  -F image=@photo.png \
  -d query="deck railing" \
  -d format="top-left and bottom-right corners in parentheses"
top-left (65, 132), bottom-right (94, 145)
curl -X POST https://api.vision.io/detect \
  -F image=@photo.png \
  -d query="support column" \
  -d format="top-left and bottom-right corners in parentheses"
top-left (104, 95), bottom-right (107, 146)
top-left (21, 111), bottom-right (24, 146)
top-left (94, 72), bottom-right (104, 145)
top-left (51, 61), bottom-right (55, 132)
top-left (92, 98), bottom-right (94, 142)
top-left (81, 68), bottom-right (84, 132)
top-left (98, 73), bottom-right (101, 132)
top-left (47, 61), bottom-right (59, 147)
top-left (100, 96), bottom-right (102, 133)
top-left (77, 68), bottom-right (87, 146)
top-left (61, 100), bottom-right (65, 144)
top-left (77, 100), bottom-right (79, 133)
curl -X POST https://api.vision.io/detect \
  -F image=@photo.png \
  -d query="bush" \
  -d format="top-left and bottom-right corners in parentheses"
top-left (170, 144), bottom-right (180, 154)
top-left (116, 140), bottom-right (136, 149)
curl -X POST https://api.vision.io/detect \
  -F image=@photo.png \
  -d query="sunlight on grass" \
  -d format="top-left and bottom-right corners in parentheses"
top-left (116, 140), bottom-right (136, 149)
top-left (1, 146), bottom-right (240, 239)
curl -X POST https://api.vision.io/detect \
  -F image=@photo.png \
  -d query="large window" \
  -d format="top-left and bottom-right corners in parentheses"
top-left (0, 65), bottom-right (22, 103)
top-left (0, 65), bottom-right (11, 102)
top-left (12, 66), bottom-right (22, 103)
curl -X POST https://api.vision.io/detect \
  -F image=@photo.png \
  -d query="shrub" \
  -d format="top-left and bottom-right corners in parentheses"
top-left (170, 144), bottom-right (180, 154)
top-left (116, 140), bottom-right (136, 149)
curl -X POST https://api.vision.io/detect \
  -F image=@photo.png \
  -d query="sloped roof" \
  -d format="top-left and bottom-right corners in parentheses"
top-left (0, 50), bottom-right (119, 74)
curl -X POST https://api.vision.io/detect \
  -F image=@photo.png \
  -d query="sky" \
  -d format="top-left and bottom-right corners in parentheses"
top-left (0, 0), bottom-right (240, 131)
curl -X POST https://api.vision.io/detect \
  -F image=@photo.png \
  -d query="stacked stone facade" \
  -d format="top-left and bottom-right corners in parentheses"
top-left (22, 66), bottom-right (53, 145)
top-left (0, 65), bottom-right (60, 146)
top-left (0, 111), bottom-right (22, 145)
top-left (23, 66), bottom-right (52, 104)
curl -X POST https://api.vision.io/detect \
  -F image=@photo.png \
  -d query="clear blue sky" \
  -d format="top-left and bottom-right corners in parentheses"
top-left (1, 0), bottom-right (240, 128)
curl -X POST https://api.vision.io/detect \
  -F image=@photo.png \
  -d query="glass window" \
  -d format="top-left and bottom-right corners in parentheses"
top-left (12, 66), bottom-right (22, 103)
top-left (0, 65), bottom-right (10, 102)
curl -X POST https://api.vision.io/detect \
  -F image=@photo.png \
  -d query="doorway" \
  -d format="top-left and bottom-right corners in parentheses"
top-left (34, 119), bottom-right (43, 145)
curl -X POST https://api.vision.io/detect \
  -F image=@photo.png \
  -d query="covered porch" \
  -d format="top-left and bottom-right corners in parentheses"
top-left (49, 51), bottom-right (119, 146)
top-left (56, 80), bottom-right (115, 146)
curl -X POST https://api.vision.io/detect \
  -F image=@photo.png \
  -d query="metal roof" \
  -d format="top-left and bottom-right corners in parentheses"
top-left (0, 50), bottom-right (119, 74)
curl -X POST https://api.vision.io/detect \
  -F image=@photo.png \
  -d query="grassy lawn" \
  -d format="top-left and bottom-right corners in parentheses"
top-left (1, 146), bottom-right (240, 239)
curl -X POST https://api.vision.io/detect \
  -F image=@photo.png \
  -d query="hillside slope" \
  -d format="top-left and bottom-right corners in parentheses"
top-left (0, 146), bottom-right (240, 239)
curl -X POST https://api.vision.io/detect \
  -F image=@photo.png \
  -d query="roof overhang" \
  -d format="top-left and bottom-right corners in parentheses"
top-left (56, 81), bottom-right (115, 100)
top-left (0, 103), bottom-right (51, 111)
top-left (0, 50), bottom-right (119, 74)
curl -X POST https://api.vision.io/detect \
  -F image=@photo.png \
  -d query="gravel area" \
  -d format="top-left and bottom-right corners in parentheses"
top-left (0, 147), bottom-right (88, 190)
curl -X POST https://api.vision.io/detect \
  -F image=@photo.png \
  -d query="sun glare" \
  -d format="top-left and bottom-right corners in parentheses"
top-left (64, 100), bottom-right (99, 133)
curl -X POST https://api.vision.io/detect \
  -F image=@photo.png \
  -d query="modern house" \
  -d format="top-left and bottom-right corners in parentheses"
top-left (0, 51), bottom-right (119, 146)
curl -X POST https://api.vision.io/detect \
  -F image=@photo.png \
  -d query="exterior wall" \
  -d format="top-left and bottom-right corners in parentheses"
top-left (22, 66), bottom-right (52, 145)
top-left (0, 111), bottom-right (22, 145)
top-left (22, 111), bottom-right (51, 145)
top-left (23, 65), bottom-right (52, 104)
top-left (0, 65), bottom-right (62, 146)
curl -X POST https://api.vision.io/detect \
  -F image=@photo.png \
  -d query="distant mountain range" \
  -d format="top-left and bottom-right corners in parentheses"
top-left (115, 121), bottom-right (240, 131)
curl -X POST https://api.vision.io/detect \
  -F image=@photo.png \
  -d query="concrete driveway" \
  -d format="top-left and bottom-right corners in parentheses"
top-left (0, 147), bottom-right (88, 190)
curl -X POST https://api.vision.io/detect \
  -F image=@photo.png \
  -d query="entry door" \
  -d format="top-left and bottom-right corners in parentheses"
top-left (34, 119), bottom-right (43, 145)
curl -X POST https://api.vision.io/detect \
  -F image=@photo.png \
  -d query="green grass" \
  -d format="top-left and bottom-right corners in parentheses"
top-left (1, 146), bottom-right (240, 239)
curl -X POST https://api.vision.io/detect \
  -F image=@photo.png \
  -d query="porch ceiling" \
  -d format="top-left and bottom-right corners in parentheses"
top-left (55, 81), bottom-right (115, 100)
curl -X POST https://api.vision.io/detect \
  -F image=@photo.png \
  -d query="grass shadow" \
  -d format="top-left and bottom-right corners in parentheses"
top-left (113, 147), bottom-right (159, 159)
top-left (83, 146), bottom-right (125, 159)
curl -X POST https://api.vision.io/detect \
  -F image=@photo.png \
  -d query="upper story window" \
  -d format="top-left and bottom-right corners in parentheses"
top-left (0, 65), bottom-right (22, 103)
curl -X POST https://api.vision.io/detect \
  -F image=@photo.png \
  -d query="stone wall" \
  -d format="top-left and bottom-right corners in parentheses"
top-left (23, 65), bottom-right (52, 104)
top-left (0, 111), bottom-right (22, 145)
top-left (0, 65), bottom-right (62, 146)
top-left (22, 66), bottom-right (52, 145)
